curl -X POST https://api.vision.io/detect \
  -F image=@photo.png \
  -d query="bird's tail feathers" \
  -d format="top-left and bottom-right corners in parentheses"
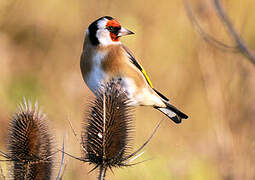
top-left (155, 102), bottom-right (188, 124)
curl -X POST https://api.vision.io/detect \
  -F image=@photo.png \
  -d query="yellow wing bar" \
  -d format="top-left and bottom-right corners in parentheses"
top-left (141, 66), bottom-right (154, 88)
top-left (122, 45), bottom-right (154, 88)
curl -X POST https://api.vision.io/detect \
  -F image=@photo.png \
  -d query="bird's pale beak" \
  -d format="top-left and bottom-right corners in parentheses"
top-left (118, 27), bottom-right (134, 37)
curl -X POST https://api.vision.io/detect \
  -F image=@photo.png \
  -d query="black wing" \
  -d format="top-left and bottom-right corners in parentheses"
top-left (122, 45), bottom-right (170, 102)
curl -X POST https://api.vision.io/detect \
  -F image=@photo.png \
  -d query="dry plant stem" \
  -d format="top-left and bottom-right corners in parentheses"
top-left (78, 82), bottom-right (164, 179)
top-left (68, 115), bottom-right (78, 138)
top-left (67, 116), bottom-right (88, 154)
top-left (213, 0), bottom-right (255, 64)
top-left (82, 83), bottom-right (135, 171)
top-left (0, 150), bottom-right (10, 159)
top-left (123, 119), bottom-right (163, 162)
top-left (98, 166), bottom-right (106, 180)
top-left (60, 151), bottom-right (85, 162)
top-left (98, 94), bottom-right (107, 180)
top-left (8, 99), bottom-right (53, 179)
top-left (183, 0), bottom-right (255, 65)
top-left (56, 137), bottom-right (65, 180)
top-left (59, 164), bottom-right (67, 180)
top-left (183, 0), bottom-right (237, 52)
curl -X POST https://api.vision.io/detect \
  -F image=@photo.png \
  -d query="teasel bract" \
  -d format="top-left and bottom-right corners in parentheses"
top-left (81, 81), bottom-right (162, 179)
top-left (7, 99), bottom-right (53, 180)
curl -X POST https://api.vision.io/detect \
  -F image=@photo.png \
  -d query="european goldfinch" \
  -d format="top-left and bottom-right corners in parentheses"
top-left (80, 16), bottom-right (188, 123)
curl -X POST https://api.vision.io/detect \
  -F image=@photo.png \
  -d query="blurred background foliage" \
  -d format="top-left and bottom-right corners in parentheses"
top-left (0, 0), bottom-right (255, 179)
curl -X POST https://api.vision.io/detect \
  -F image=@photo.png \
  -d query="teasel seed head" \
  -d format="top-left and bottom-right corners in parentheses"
top-left (78, 80), bottom-right (162, 180)
top-left (7, 99), bottom-right (53, 180)
top-left (81, 81), bottom-right (134, 176)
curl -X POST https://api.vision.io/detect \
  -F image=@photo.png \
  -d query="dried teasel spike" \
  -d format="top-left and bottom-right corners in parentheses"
top-left (81, 82), bottom-right (134, 179)
top-left (80, 80), bottom-right (163, 179)
top-left (7, 99), bottom-right (53, 180)
top-left (122, 118), bottom-right (163, 163)
top-left (0, 150), bottom-right (10, 159)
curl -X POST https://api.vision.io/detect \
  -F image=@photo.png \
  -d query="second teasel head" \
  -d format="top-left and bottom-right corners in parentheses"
top-left (7, 100), bottom-right (53, 180)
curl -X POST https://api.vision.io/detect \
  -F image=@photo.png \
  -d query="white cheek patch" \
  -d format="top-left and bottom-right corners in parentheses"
top-left (96, 30), bottom-right (121, 46)
top-left (96, 19), bottom-right (121, 46)
top-left (96, 29), bottom-right (113, 46)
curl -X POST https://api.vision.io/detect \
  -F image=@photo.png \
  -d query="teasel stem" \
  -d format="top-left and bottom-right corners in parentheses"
top-left (98, 165), bottom-right (107, 180)
top-left (98, 94), bottom-right (107, 180)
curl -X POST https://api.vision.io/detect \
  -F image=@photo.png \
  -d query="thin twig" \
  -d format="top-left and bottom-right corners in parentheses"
top-left (88, 165), bottom-right (100, 174)
top-left (123, 158), bottom-right (152, 167)
top-left (59, 164), bottom-right (67, 180)
top-left (126, 151), bottom-right (145, 164)
top-left (213, 0), bottom-right (255, 64)
top-left (56, 137), bottom-right (65, 180)
top-left (66, 115), bottom-right (88, 154)
top-left (183, 0), bottom-right (237, 52)
top-left (0, 150), bottom-right (10, 159)
top-left (123, 119), bottom-right (163, 161)
top-left (183, 0), bottom-right (255, 64)
top-left (67, 115), bottom-right (77, 138)
top-left (57, 150), bottom-right (85, 162)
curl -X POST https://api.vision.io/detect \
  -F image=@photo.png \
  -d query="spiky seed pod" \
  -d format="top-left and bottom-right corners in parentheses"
top-left (7, 100), bottom-right (53, 180)
top-left (81, 82), bottom-right (134, 177)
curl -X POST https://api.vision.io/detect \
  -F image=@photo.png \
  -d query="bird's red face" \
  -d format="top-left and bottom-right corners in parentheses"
top-left (106, 19), bottom-right (122, 42)
top-left (87, 16), bottom-right (134, 46)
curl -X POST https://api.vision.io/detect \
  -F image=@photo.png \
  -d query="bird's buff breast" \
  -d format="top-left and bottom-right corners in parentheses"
top-left (84, 53), bottom-right (138, 104)
top-left (83, 47), bottom-right (157, 106)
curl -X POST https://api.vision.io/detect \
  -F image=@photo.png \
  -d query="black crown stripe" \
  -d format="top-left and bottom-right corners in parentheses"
top-left (88, 16), bottom-right (114, 46)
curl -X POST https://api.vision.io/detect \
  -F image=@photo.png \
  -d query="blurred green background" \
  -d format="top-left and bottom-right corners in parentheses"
top-left (1, 0), bottom-right (255, 179)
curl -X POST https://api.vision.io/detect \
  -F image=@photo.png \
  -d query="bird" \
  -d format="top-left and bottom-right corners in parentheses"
top-left (80, 16), bottom-right (188, 124)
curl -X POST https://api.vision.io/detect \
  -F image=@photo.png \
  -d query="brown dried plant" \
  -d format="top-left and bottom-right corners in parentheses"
top-left (76, 81), bottom-right (162, 180)
top-left (6, 99), bottom-right (53, 180)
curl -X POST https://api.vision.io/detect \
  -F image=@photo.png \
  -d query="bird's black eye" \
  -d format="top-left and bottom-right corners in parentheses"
top-left (107, 26), bottom-right (114, 31)
top-left (106, 26), bottom-right (121, 35)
